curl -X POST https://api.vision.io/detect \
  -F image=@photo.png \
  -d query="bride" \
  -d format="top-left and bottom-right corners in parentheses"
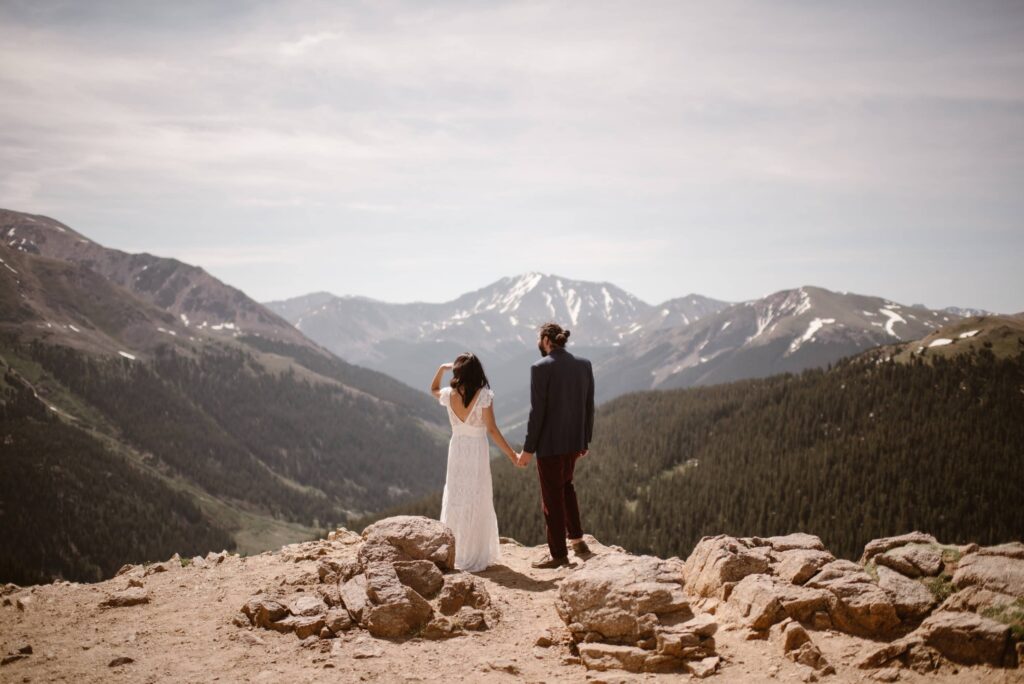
top-left (430, 353), bottom-right (518, 572)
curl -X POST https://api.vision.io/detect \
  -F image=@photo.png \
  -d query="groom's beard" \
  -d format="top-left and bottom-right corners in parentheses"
top-left (538, 342), bottom-right (548, 357)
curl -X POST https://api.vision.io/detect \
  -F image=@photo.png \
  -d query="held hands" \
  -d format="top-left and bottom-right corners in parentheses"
top-left (514, 451), bottom-right (533, 468)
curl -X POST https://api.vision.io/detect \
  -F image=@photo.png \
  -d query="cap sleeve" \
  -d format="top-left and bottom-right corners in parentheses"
top-left (438, 386), bottom-right (451, 406)
top-left (478, 388), bottom-right (494, 409)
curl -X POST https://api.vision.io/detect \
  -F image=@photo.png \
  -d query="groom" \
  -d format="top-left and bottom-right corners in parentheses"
top-left (516, 322), bottom-right (595, 569)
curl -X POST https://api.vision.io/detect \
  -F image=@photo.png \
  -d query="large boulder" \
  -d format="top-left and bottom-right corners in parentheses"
top-left (976, 542), bottom-right (1024, 561)
top-left (363, 591), bottom-right (433, 638)
top-left (875, 565), bottom-right (936, 621)
top-left (953, 548), bottom-right (1024, 599)
top-left (683, 535), bottom-right (771, 599)
top-left (359, 516), bottom-right (456, 571)
top-left (361, 561), bottom-right (434, 638)
top-left (941, 585), bottom-right (1018, 615)
top-left (557, 553), bottom-right (691, 643)
top-left (861, 532), bottom-right (940, 564)
top-left (774, 548), bottom-right (835, 585)
top-left (875, 544), bottom-right (944, 578)
top-left (394, 560), bottom-right (444, 599)
top-left (756, 533), bottom-right (827, 553)
top-left (725, 574), bottom-right (831, 629)
top-left (805, 560), bottom-right (900, 636)
top-left (918, 611), bottom-right (1015, 667)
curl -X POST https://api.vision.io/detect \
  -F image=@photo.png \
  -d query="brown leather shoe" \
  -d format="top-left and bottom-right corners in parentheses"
top-left (531, 555), bottom-right (571, 569)
top-left (571, 540), bottom-right (591, 556)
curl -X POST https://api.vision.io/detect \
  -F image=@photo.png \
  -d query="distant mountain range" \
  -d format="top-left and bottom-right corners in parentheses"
top-left (0, 208), bottom-right (448, 584)
top-left (266, 274), bottom-right (729, 431)
top-left (267, 277), bottom-right (975, 433)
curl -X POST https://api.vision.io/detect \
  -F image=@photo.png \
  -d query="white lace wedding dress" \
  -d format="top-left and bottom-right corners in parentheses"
top-left (437, 386), bottom-right (501, 572)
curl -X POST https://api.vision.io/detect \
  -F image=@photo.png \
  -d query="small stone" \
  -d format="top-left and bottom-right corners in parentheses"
top-left (687, 656), bottom-right (720, 678)
top-left (780, 621), bottom-right (811, 653)
top-left (353, 643), bottom-right (383, 659)
top-left (486, 659), bottom-right (520, 675)
top-left (100, 587), bottom-right (150, 608)
top-left (422, 615), bottom-right (461, 640)
top-left (240, 632), bottom-right (264, 646)
top-left (456, 607), bottom-right (487, 631)
top-left (871, 667), bottom-right (901, 682)
top-left (108, 656), bottom-right (134, 667)
top-left (288, 595), bottom-right (327, 617)
top-left (324, 608), bottom-right (353, 634)
top-left (143, 562), bottom-right (168, 576)
top-left (250, 596), bottom-right (289, 628)
top-left (1, 654), bottom-right (28, 666)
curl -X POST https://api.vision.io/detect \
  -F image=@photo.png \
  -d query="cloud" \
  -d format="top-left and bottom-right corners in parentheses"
top-left (277, 31), bottom-right (340, 58)
top-left (0, 1), bottom-right (1021, 311)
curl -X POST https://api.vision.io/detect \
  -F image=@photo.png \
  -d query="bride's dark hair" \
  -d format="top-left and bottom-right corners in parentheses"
top-left (450, 352), bottom-right (490, 406)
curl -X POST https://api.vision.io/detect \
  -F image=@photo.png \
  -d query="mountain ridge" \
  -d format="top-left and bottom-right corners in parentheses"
top-left (0, 208), bottom-right (450, 584)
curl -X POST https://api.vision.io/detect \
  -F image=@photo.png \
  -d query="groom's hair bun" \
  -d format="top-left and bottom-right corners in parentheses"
top-left (540, 322), bottom-right (570, 347)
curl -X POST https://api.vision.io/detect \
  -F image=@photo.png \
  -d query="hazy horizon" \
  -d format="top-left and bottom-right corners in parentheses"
top-left (2, 1), bottom-right (1022, 312)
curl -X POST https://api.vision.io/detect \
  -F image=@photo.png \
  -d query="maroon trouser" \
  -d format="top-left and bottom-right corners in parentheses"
top-left (536, 451), bottom-right (584, 559)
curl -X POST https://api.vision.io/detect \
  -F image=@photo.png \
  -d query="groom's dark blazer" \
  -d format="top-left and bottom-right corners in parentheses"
top-left (523, 347), bottom-right (595, 458)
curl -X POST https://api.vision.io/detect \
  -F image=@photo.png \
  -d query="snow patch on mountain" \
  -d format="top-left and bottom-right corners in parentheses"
top-left (789, 317), bottom-right (836, 354)
top-left (879, 308), bottom-right (906, 337)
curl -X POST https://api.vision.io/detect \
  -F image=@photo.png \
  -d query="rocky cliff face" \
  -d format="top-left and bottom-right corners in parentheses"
top-left (2, 518), bottom-right (1021, 682)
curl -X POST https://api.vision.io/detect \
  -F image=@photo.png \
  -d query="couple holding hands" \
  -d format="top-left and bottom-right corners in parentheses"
top-left (430, 322), bottom-right (595, 572)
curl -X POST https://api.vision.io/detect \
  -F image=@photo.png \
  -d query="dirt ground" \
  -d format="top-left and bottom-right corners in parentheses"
top-left (2, 537), bottom-right (1021, 683)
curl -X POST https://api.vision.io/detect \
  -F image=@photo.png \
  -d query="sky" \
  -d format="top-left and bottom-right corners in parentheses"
top-left (1, 0), bottom-right (1023, 312)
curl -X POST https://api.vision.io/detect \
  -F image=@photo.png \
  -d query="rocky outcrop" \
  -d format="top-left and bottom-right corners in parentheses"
top-left (238, 517), bottom-right (496, 643)
top-left (556, 552), bottom-right (718, 674)
top-left (678, 530), bottom-right (1024, 676)
top-left (684, 534), bottom-right (902, 639)
top-left (850, 536), bottom-right (1024, 673)
top-left (227, 518), bottom-right (1022, 677)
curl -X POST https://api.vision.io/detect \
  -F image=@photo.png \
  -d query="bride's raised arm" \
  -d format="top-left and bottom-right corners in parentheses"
top-left (430, 362), bottom-right (454, 399)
